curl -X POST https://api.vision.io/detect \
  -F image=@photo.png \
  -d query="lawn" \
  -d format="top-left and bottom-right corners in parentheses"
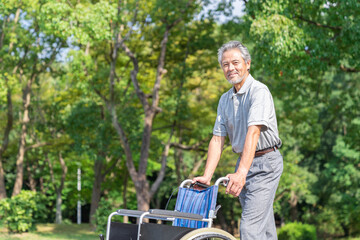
top-left (1, 223), bottom-right (359, 240)
top-left (0, 223), bottom-right (99, 240)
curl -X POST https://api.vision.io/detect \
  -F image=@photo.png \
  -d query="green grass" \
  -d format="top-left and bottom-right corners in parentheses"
top-left (1, 223), bottom-right (359, 240)
top-left (0, 223), bottom-right (99, 240)
top-left (339, 238), bottom-right (360, 240)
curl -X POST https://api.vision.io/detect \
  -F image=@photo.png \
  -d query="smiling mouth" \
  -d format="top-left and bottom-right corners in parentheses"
top-left (228, 72), bottom-right (238, 78)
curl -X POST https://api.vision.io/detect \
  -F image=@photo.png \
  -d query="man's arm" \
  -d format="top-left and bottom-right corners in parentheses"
top-left (192, 135), bottom-right (225, 185)
top-left (226, 125), bottom-right (261, 196)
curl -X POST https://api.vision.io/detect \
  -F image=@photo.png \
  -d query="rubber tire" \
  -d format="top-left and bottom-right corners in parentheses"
top-left (179, 228), bottom-right (237, 240)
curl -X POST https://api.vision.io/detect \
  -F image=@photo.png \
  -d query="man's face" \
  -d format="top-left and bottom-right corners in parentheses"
top-left (221, 48), bottom-right (251, 85)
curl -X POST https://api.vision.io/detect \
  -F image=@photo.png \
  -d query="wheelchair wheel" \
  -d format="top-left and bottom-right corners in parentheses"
top-left (179, 228), bottom-right (237, 240)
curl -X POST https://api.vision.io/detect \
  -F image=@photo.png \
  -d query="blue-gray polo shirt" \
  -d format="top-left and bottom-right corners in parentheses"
top-left (213, 74), bottom-right (282, 153)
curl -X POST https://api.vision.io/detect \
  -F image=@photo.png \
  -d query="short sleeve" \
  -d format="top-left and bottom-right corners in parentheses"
top-left (213, 97), bottom-right (228, 137)
top-left (247, 88), bottom-right (273, 131)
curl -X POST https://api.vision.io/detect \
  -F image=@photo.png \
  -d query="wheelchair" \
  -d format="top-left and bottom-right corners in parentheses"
top-left (99, 177), bottom-right (237, 240)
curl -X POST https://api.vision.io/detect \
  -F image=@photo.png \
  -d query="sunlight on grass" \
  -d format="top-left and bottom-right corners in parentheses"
top-left (1, 223), bottom-right (359, 240)
top-left (0, 223), bottom-right (99, 240)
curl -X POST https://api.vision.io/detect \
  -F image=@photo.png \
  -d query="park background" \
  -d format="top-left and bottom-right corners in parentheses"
top-left (0, 0), bottom-right (359, 239)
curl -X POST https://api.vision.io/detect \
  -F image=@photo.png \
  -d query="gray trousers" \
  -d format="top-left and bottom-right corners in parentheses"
top-left (236, 149), bottom-right (283, 240)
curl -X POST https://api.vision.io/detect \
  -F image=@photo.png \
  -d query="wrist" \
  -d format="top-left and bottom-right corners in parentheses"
top-left (236, 167), bottom-right (248, 175)
top-left (203, 172), bottom-right (213, 180)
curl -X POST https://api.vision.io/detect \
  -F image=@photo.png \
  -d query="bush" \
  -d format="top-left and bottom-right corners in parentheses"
top-left (278, 222), bottom-right (317, 240)
top-left (0, 190), bottom-right (49, 233)
top-left (93, 198), bottom-right (119, 234)
top-left (315, 207), bottom-right (345, 237)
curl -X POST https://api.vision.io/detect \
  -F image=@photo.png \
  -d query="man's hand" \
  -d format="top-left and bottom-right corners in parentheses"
top-left (192, 176), bottom-right (211, 190)
top-left (225, 168), bottom-right (248, 197)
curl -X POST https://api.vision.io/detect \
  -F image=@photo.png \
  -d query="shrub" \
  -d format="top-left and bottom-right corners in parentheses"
top-left (315, 207), bottom-right (345, 237)
top-left (278, 222), bottom-right (317, 240)
top-left (349, 206), bottom-right (360, 236)
top-left (0, 190), bottom-right (49, 233)
top-left (93, 197), bottom-right (119, 235)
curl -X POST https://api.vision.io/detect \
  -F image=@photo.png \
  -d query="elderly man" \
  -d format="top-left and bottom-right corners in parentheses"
top-left (193, 41), bottom-right (283, 240)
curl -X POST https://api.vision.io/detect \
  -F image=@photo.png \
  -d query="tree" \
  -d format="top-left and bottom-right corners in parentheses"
top-left (0, 78), bottom-right (13, 199)
top-left (0, 0), bottom-right (64, 197)
top-left (0, 1), bottom-right (21, 199)
top-left (39, 0), bottom-right (228, 217)
top-left (46, 152), bottom-right (67, 224)
top-left (65, 100), bottom-right (121, 224)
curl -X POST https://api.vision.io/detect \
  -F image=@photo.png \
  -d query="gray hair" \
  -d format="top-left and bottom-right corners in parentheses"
top-left (217, 41), bottom-right (251, 66)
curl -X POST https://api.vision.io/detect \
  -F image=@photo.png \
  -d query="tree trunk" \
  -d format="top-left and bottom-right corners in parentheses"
top-left (12, 75), bottom-right (35, 197)
top-left (89, 159), bottom-right (105, 225)
top-left (134, 177), bottom-right (150, 211)
top-left (103, 1), bottom-right (184, 212)
top-left (189, 154), bottom-right (206, 179)
top-left (0, 161), bottom-right (6, 199)
top-left (0, 8), bottom-right (22, 199)
top-left (39, 176), bottom-right (45, 194)
top-left (122, 171), bottom-right (129, 223)
top-left (124, 26), bottom-right (173, 211)
top-left (46, 153), bottom-right (67, 224)
top-left (27, 164), bottom-right (37, 192)
top-left (55, 189), bottom-right (62, 224)
top-left (39, 162), bottom-right (46, 194)
top-left (58, 153), bottom-right (67, 224)
top-left (89, 107), bottom-right (116, 226)
top-left (289, 190), bottom-right (298, 221)
top-left (12, 124), bottom-right (27, 197)
top-left (0, 85), bottom-right (13, 199)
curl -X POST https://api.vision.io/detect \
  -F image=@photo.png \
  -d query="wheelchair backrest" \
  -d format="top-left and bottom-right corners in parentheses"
top-left (173, 185), bottom-right (219, 228)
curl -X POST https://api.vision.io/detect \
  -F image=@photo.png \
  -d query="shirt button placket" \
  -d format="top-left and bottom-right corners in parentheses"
top-left (233, 95), bottom-right (239, 118)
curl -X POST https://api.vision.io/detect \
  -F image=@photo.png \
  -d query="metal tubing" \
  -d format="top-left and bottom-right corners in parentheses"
top-left (207, 218), bottom-right (213, 228)
top-left (137, 212), bottom-right (150, 240)
top-left (215, 177), bottom-right (229, 187)
top-left (179, 179), bottom-right (193, 188)
top-left (180, 177), bottom-right (229, 188)
top-left (106, 177), bottom-right (229, 240)
top-left (106, 212), bottom-right (120, 240)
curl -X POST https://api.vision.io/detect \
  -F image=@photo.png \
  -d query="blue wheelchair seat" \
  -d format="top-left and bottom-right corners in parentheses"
top-left (174, 184), bottom-right (219, 228)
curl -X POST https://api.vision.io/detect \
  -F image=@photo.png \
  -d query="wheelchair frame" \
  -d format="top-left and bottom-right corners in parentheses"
top-left (103, 177), bottom-right (236, 240)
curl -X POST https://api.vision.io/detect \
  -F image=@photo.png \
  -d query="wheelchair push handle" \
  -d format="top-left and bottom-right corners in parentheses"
top-left (180, 177), bottom-right (230, 188)
top-left (215, 177), bottom-right (229, 187)
top-left (191, 181), bottom-right (210, 189)
top-left (180, 180), bottom-right (210, 189)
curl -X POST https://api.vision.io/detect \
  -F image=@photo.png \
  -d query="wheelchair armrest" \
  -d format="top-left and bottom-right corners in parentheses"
top-left (149, 209), bottom-right (203, 220)
top-left (116, 209), bottom-right (146, 218)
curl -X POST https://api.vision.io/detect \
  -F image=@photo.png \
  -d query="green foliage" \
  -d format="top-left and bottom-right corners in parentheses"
top-left (0, 191), bottom-right (50, 233)
top-left (1, 1), bottom-right (359, 238)
top-left (349, 205), bottom-right (360, 236)
top-left (93, 192), bottom-right (138, 235)
top-left (93, 198), bottom-right (114, 234)
top-left (314, 206), bottom-right (345, 238)
top-left (242, 1), bottom-right (360, 237)
top-left (278, 222), bottom-right (317, 240)
top-left (40, 0), bottom-right (116, 44)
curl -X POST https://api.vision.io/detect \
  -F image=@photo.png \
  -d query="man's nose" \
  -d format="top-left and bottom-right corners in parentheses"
top-left (229, 63), bottom-right (235, 70)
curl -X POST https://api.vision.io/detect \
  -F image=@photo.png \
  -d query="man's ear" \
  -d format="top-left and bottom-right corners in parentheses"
top-left (246, 60), bottom-right (251, 71)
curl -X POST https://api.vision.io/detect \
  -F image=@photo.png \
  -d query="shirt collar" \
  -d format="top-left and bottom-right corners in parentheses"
top-left (228, 74), bottom-right (254, 98)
